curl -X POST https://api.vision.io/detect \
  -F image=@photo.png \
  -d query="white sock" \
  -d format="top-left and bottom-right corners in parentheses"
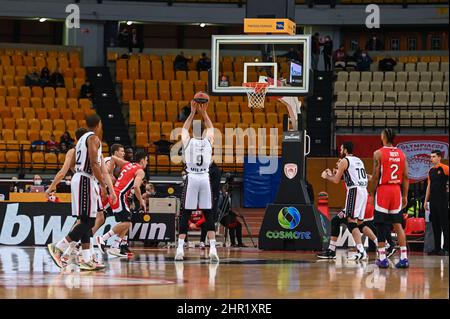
top-left (356, 244), bottom-right (365, 253)
top-left (56, 238), bottom-right (69, 251)
top-left (385, 242), bottom-right (390, 249)
top-left (81, 249), bottom-right (91, 262)
top-left (373, 239), bottom-right (378, 246)
top-left (209, 239), bottom-right (216, 250)
top-left (177, 238), bottom-right (185, 250)
top-left (102, 230), bottom-right (115, 241)
top-left (328, 240), bottom-right (337, 251)
top-left (400, 246), bottom-right (408, 259)
top-left (90, 238), bottom-right (96, 258)
top-left (378, 247), bottom-right (386, 261)
top-left (123, 236), bottom-right (128, 244)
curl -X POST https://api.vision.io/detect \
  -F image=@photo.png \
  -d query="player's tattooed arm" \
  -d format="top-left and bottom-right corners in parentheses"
top-left (368, 150), bottom-right (381, 198)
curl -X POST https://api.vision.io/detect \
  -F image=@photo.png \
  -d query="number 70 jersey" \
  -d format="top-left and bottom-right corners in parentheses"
top-left (184, 137), bottom-right (213, 174)
top-left (378, 146), bottom-right (406, 185)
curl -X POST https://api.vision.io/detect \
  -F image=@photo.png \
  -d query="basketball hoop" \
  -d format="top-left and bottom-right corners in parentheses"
top-left (243, 82), bottom-right (269, 109)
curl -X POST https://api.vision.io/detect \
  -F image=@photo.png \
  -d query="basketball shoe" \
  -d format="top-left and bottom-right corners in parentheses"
top-left (395, 258), bottom-right (409, 269)
top-left (316, 249), bottom-right (336, 259)
top-left (95, 236), bottom-right (107, 254)
top-left (376, 258), bottom-right (389, 268)
top-left (47, 243), bottom-right (64, 268)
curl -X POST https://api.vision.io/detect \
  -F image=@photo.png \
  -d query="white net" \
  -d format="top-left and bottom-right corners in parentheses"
top-left (243, 82), bottom-right (269, 109)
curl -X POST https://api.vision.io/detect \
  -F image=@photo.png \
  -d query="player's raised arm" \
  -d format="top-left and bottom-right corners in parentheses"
top-left (111, 155), bottom-right (129, 169)
top-left (322, 158), bottom-right (348, 184)
top-left (45, 148), bottom-right (75, 197)
top-left (198, 102), bottom-right (214, 145)
top-left (368, 150), bottom-right (382, 198)
top-left (182, 101), bottom-right (196, 147)
top-left (401, 156), bottom-right (409, 208)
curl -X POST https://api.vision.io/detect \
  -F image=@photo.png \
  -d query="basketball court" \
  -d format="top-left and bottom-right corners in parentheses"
top-left (0, 247), bottom-right (447, 299)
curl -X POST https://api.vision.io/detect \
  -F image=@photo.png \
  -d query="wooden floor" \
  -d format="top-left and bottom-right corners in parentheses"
top-left (0, 246), bottom-right (447, 299)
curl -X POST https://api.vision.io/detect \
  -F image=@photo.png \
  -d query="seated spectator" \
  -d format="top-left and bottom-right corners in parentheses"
top-left (153, 135), bottom-right (173, 156)
top-left (219, 75), bottom-right (229, 87)
top-left (142, 183), bottom-right (156, 206)
top-left (27, 175), bottom-right (44, 192)
top-left (79, 79), bottom-right (94, 99)
top-left (173, 51), bottom-right (192, 72)
top-left (356, 51), bottom-right (373, 71)
top-left (128, 28), bottom-right (144, 53)
top-left (46, 135), bottom-right (59, 153)
top-left (333, 45), bottom-right (347, 63)
top-left (60, 131), bottom-right (75, 152)
top-left (349, 47), bottom-right (362, 62)
top-left (25, 68), bottom-right (41, 86)
top-left (365, 35), bottom-right (384, 51)
top-left (50, 69), bottom-right (65, 88)
top-left (197, 52), bottom-right (211, 71)
top-left (40, 67), bottom-right (51, 87)
top-left (378, 55), bottom-right (397, 72)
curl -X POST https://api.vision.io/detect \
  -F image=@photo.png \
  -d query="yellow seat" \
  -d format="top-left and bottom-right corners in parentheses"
top-left (5, 151), bottom-right (20, 169)
top-left (15, 129), bottom-right (27, 141)
top-left (32, 86), bottom-right (43, 98)
top-left (79, 98), bottom-right (92, 111)
top-left (28, 129), bottom-right (40, 141)
top-left (44, 87), bottom-right (55, 98)
top-left (16, 118), bottom-right (28, 130)
top-left (2, 129), bottom-right (14, 140)
top-left (66, 119), bottom-right (78, 132)
top-left (40, 130), bottom-right (51, 141)
top-left (136, 132), bottom-right (148, 147)
top-left (41, 119), bottom-right (53, 131)
top-left (19, 97), bottom-right (30, 108)
top-left (45, 152), bottom-right (58, 170)
top-left (29, 119), bottom-right (40, 131)
top-left (54, 119), bottom-right (66, 131)
top-left (32, 152), bottom-right (45, 169)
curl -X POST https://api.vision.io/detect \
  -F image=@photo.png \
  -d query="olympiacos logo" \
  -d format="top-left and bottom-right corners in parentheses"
top-left (397, 140), bottom-right (449, 182)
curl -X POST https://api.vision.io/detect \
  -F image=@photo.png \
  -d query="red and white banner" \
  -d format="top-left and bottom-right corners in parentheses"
top-left (336, 135), bottom-right (449, 182)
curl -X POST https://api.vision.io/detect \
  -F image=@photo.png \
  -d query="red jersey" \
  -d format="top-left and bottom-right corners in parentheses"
top-left (114, 162), bottom-right (143, 196)
top-left (189, 210), bottom-right (206, 227)
top-left (377, 146), bottom-right (406, 186)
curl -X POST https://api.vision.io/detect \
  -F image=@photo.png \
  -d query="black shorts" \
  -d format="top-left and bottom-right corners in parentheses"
top-left (114, 209), bottom-right (132, 223)
top-left (374, 210), bottom-right (403, 225)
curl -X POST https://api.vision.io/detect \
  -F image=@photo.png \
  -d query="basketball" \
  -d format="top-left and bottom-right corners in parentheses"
top-left (193, 91), bottom-right (210, 104)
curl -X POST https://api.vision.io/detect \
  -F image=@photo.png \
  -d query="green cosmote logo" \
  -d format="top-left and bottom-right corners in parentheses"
top-left (277, 207), bottom-right (301, 230)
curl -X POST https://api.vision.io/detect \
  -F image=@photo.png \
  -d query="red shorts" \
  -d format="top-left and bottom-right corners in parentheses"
top-left (375, 184), bottom-right (402, 214)
top-left (364, 194), bottom-right (374, 221)
top-left (110, 190), bottom-right (130, 213)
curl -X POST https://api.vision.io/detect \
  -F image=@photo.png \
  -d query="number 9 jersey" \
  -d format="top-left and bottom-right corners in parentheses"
top-left (375, 146), bottom-right (406, 214)
top-left (184, 138), bottom-right (212, 174)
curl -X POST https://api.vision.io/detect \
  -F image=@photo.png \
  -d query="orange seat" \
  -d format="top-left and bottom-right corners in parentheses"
top-left (28, 119), bottom-right (40, 131)
top-left (28, 129), bottom-right (40, 141)
top-left (79, 99), bottom-right (92, 111)
top-left (41, 119), bottom-right (53, 131)
top-left (19, 97), bottom-right (30, 108)
top-left (7, 86), bottom-right (19, 97)
top-left (136, 132), bottom-right (148, 147)
top-left (2, 129), bottom-right (14, 140)
top-left (31, 97), bottom-right (43, 108)
top-left (14, 129), bottom-right (27, 141)
top-left (16, 118), bottom-right (28, 130)
top-left (31, 152), bottom-right (45, 169)
top-left (45, 152), bottom-right (58, 170)
top-left (54, 119), bottom-right (66, 131)
top-left (40, 130), bottom-right (51, 141)
top-left (55, 97), bottom-right (66, 109)
top-left (43, 97), bottom-right (54, 108)
top-left (66, 119), bottom-right (78, 132)
top-left (5, 151), bottom-right (20, 169)
top-left (32, 86), bottom-right (43, 98)
top-left (36, 108), bottom-right (47, 120)
top-left (61, 109), bottom-right (73, 120)
top-left (7, 96), bottom-right (18, 107)
top-left (67, 98), bottom-right (78, 109)
top-left (44, 87), bottom-right (55, 98)
top-left (3, 118), bottom-right (15, 130)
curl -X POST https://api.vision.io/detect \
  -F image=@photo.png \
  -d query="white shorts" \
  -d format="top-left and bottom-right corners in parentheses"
top-left (71, 173), bottom-right (99, 219)
top-left (182, 173), bottom-right (212, 210)
top-left (344, 187), bottom-right (368, 221)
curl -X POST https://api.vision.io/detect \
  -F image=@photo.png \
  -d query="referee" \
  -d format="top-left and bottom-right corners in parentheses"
top-left (424, 150), bottom-right (449, 256)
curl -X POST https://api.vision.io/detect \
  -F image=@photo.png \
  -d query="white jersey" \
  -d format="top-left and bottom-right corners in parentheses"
top-left (184, 137), bottom-right (212, 174)
top-left (75, 131), bottom-right (102, 178)
top-left (343, 155), bottom-right (368, 188)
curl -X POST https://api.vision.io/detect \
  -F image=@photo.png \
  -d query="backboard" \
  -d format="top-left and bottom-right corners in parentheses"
top-left (209, 35), bottom-right (311, 96)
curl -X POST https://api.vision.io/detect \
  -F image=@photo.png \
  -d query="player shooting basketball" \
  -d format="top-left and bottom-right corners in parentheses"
top-left (175, 92), bottom-right (219, 262)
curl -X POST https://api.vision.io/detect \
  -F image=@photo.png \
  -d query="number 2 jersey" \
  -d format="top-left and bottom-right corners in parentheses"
top-left (375, 146), bottom-right (406, 214)
top-left (110, 162), bottom-right (143, 212)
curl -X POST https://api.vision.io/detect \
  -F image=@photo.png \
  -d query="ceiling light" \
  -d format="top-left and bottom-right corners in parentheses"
top-left (200, 23), bottom-right (206, 28)
top-left (39, 18), bottom-right (47, 22)
top-left (126, 21), bottom-right (133, 26)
